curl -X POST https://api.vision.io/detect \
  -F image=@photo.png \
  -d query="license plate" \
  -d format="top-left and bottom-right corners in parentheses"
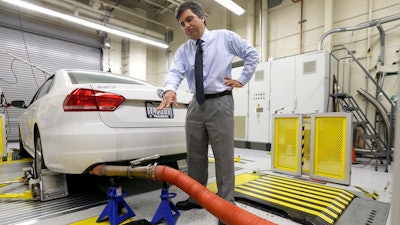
top-left (145, 101), bottom-right (174, 119)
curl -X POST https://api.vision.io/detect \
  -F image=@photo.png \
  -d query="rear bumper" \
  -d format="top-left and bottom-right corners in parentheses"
top-left (40, 124), bottom-right (187, 174)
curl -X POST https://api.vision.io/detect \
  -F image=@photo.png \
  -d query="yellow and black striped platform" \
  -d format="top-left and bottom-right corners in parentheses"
top-left (234, 174), bottom-right (355, 225)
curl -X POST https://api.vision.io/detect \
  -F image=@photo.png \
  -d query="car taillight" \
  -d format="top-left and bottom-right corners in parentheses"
top-left (63, 88), bottom-right (125, 112)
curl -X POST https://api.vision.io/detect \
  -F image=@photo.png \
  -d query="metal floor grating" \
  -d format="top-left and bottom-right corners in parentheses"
top-left (234, 174), bottom-right (355, 225)
top-left (335, 196), bottom-right (390, 225)
top-left (0, 164), bottom-right (108, 225)
top-left (0, 191), bottom-right (108, 225)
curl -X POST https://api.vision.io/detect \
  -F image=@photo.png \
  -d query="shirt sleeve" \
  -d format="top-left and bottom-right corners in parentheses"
top-left (228, 31), bottom-right (259, 86)
top-left (163, 46), bottom-right (186, 93)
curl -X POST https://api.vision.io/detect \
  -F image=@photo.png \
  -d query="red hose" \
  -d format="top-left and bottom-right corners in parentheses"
top-left (91, 164), bottom-right (277, 225)
top-left (154, 166), bottom-right (277, 225)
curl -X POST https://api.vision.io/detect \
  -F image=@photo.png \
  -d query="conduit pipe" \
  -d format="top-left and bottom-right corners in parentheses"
top-left (91, 164), bottom-right (277, 225)
top-left (39, 0), bottom-right (165, 40)
top-left (139, 0), bottom-right (175, 14)
top-left (0, 48), bottom-right (52, 75)
top-left (97, 0), bottom-right (172, 30)
top-left (246, 0), bottom-right (255, 50)
top-left (292, 0), bottom-right (304, 54)
top-left (318, 13), bottom-right (400, 51)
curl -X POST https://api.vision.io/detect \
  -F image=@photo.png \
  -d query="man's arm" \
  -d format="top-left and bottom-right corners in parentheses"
top-left (229, 31), bottom-right (259, 86)
top-left (157, 47), bottom-right (187, 110)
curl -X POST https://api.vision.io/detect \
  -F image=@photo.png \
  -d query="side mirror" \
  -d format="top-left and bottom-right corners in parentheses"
top-left (11, 100), bottom-right (27, 109)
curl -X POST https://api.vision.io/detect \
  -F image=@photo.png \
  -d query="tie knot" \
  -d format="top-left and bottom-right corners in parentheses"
top-left (196, 39), bottom-right (203, 47)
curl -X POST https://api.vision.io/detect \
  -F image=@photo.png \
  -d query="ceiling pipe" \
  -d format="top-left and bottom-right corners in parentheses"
top-left (246, 0), bottom-right (255, 49)
top-left (165, 0), bottom-right (184, 7)
top-left (97, 0), bottom-right (172, 30)
top-left (141, 0), bottom-right (175, 14)
top-left (40, 0), bottom-right (166, 40)
top-left (260, 0), bottom-right (268, 62)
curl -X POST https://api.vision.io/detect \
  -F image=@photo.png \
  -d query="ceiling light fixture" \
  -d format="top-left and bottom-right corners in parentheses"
top-left (214, 0), bottom-right (245, 16)
top-left (2, 0), bottom-right (169, 49)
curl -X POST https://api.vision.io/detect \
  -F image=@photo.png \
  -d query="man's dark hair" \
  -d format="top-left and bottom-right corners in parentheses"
top-left (175, 1), bottom-right (206, 25)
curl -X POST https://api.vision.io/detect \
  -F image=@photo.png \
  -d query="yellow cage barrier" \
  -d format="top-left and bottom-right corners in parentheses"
top-left (271, 114), bottom-right (303, 176)
top-left (272, 113), bottom-right (352, 185)
top-left (310, 113), bottom-right (352, 184)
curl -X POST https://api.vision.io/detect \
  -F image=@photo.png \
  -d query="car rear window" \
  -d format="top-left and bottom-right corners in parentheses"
top-left (68, 71), bottom-right (153, 86)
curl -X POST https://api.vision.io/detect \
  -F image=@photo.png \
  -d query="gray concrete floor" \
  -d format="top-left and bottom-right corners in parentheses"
top-left (36, 148), bottom-right (302, 225)
top-left (1, 145), bottom-right (393, 225)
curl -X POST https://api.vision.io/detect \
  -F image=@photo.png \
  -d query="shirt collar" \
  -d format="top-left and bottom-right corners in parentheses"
top-left (192, 28), bottom-right (209, 46)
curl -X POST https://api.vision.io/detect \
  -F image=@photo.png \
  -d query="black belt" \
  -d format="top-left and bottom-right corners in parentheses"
top-left (204, 90), bottom-right (232, 99)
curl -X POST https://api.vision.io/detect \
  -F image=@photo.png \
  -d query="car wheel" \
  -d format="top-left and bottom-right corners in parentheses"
top-left (18, 129), bottom-right (31, 158)
top-left (34, 132), bottom-right (46, 179)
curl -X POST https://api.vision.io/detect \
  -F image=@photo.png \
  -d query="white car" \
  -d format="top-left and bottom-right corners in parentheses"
top-left (12, 69), bottom-right (191, 178)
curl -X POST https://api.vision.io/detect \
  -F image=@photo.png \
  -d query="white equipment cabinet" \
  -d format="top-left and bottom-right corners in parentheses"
top-left (232, 66), bottom-right (249, 142)
top-left (294, 50), bottom-right (330, 113)
top-left (247, 62), bottom-right (271, 144)
top-left (233, 50), bottom-right (331, 150)
top-left (233, 62), bottom-right (271, 149)
top-left (270, 56), bottom-right (296, 114)
top-left (270, 49), bottom-right (330, 115)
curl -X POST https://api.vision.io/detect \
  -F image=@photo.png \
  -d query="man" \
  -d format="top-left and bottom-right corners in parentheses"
top-left (157, 1), bottom-right (259, 222)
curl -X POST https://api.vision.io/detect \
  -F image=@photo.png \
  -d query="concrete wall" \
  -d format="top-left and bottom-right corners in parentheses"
top-left (101, 0), bottom-right (400, 123)
top-left (104, 0), bottom-right (400, 103)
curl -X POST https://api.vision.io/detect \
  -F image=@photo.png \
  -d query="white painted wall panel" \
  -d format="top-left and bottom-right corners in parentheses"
top-left (270, 56), bottom-right (296, 114)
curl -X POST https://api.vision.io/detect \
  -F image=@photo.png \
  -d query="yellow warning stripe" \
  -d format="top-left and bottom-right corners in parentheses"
top-left (234, 174), bottom-right (357, 225)
top-left (254, 178), bottom-right (345, 202)
top-left (354, 186), bottom-right (379, 200)
top-left (0, 158), bottom-right (33, 164)
top-left (337, 192), bottom-right (355, 204)
top-left (259, 177), bottom-right (352, 206)
top-left (254, 179), bottom-right (348, 209)
top-left (249, 181), bottom-right (343, 213)
top-left (70, 216), bottom-right (134, 225)
top-left (0, 177), bottom-right (24, 188)
top-left (262, 175), bottom-right (354, 202)
top-left (238, 185), bottom-right (339, 219)
top-left (301, 125), bottom-right (305, 162)
top-left (0, 190), bottom-right (33, 199)
top-left (271, 176), bottom-right (354, 205)
top-left (266, 174), bottom-right (354, 197)
top-left (235, 187), bottom-right (335, 224)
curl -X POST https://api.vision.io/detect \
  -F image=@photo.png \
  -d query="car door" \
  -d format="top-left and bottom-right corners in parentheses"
top-left (20, 76), bottom-right (55, 154)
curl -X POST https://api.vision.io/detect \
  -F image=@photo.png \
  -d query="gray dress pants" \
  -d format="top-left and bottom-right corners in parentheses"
top-left (185, 94), bottom-right (235, 203)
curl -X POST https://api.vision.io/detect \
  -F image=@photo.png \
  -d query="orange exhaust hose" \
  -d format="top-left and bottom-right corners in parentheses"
top-left (154, 165), bottom-right (277, 225)
top-left (91, 164), bottom-right (277, 225)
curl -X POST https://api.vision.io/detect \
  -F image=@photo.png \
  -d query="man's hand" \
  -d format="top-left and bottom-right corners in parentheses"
top-left (223, 76), bottom-right (243, 91)
top-left (157, 90), bottom-right (178, 110)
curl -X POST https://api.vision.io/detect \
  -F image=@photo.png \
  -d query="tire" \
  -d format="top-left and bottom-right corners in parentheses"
top-left (18, 129), bottom-right (31, 158)
top-left (34, 131), bottom-right (46, 179)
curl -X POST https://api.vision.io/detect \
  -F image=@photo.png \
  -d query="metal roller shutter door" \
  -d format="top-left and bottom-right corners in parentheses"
top-left (0, 26), bottom-right (101, 141)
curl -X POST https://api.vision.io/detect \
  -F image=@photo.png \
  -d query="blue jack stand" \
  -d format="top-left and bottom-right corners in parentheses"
top-left (97, 186), bottom-right (136, 225)
top-left (151, 182), bottom-right (180, 225)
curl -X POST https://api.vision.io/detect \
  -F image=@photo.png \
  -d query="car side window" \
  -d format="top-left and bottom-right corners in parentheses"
top-left (30, 76), bottom-right (55, 104)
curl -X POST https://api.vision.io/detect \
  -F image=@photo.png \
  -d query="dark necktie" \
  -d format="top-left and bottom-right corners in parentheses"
top-left (195, 39), bottom-right (205, 104)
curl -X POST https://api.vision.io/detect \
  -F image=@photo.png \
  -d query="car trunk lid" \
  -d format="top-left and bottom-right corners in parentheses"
top-left (90, 83), bottom-right (190, 128)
